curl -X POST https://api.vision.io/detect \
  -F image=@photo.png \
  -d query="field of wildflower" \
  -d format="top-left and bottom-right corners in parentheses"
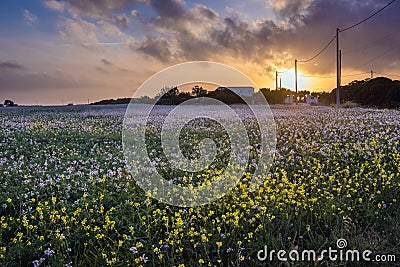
top-left (0, 104), bottom-right (399, 266)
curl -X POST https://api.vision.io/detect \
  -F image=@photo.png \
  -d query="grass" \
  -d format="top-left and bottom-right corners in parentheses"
top-left (0, 105), bottom-right (399, 266)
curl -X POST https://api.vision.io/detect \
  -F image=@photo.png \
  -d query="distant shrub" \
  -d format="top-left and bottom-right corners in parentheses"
top-left (341, 101), bottom-right (359, 108)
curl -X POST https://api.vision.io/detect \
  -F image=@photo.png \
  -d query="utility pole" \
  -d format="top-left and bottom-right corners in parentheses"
top-left (279, 78), bottom-right (282, 90)
top-left (371, 70), bottom-right (374, 79)
top-left (340, 49), bottom-right (342, 85)
top-left (276, 71), bottom-right (278, 91)
top-left (295, 59), bottom-right (298, 105)
top-left (336, 28), bottom-right (341, 107)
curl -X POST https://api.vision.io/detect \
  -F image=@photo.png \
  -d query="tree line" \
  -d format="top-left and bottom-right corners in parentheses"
top-left (91, 77), bottom-right (400, 108)
top-left (91, 85), bottom-right (251, 105)
top-left (323, 77), bottom-right (400, 108)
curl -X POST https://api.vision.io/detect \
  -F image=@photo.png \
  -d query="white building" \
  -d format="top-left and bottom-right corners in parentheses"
top-left (284, 95), bottom-right (294, 104)
top-left (216, 86), bottom-right (254, 97)
top-left (306, 94), bottom-right (319, 105)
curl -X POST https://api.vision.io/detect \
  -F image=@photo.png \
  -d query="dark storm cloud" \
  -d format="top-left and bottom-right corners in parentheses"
top-left (47, 0), bottom-right (279, 64)
top-left (275, 0), bottom-right (306, 17)
top-left (47, 0), bottom-right (400, 76)
top-left (120, 3), bottom-right (287, 71)
top-left (152, 0), bottom-right (400, 75)
top-left (148, 4), bottom-right (219, 33)
top-left (59, 0), bottom-right (136, 31)
top-left (148, 0), bottom-right (186, 17)
top-left (272, 0), bottom-right (314, 25)
top-left (208, 17), bottom-right (276, 59)
top-left (0, 61), bottom-right (25, 71)
top-left (282, 0), bottom-right (400, 74)
top-left (66, 0), bottom-right (130, 17)
top-left (62, 0), bottom-right (185, 22)
top-left (135, 37), bottom-right (175, 62)
top-left (138, 4), bottom-right (279, 63)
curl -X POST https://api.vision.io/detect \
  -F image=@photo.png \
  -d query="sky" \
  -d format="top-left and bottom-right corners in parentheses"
top-left (0, 0), bottom-right (400, 105)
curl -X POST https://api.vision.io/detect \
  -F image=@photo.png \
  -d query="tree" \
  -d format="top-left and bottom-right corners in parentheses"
top-left (192, 85), bottom-right (207, 97)
top-left (157, 86), bottom-right (184, 105)
top-left (207, 88), bottom-right (245, 104)
top-left (161, 86), bottom-right (179, 97)
top-left (4, 100), bottom-right (17, 107)
top-left (259, 88), bottom-right (290, 104)
top-left (328, 77), bottom-right (400, 108)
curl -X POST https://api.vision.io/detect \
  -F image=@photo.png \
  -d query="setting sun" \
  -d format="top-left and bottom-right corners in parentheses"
top-left (278, 69), bottom-right (310, 91)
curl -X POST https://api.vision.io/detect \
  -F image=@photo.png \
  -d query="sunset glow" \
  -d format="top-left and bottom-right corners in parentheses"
top-left (0, 0), bottom-right (399, 105)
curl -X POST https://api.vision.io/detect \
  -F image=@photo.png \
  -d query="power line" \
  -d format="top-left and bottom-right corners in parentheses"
top-left (278, 63), bottom-right (295, 73)
top-left (342, 72), bottom-right (371, 77)
top-left (276, 1), bottom-right (398, 94)
top-left (342, 31), bottom-right (400, 55)
top-left (298, 35), bottom-right (336, 63)
top-left (301, 74), bottom-right (336, 78)
top-left (347, 44), bottom-right (400, 74)
top-left (301, 71), bottom-right (400, 80)
top-left (300, 72), bottom-right (370, 79)
top-left (340, 0), bottom-right (397, 32)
